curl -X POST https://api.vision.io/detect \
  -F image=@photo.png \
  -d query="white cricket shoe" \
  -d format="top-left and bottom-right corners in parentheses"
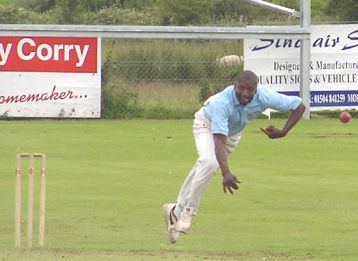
top-left (175, 207), bottom-right (194, 233)
top-left (163, 203), bottom-right (180, 244)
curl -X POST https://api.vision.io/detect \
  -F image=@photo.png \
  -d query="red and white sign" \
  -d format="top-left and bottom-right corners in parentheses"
top-left (0, 36), bottom-right (101, 118)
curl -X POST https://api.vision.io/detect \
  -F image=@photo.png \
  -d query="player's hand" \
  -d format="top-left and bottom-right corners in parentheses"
top-left (222, 173), bottom-right (241, 194)
top-left (260, 125), bottom-right (286, 139)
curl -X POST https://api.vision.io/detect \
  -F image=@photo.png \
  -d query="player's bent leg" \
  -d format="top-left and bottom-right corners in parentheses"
top-left (176, 157), bottom-right (219, 233)
top-left (176, 163), bottom-right (198, 214)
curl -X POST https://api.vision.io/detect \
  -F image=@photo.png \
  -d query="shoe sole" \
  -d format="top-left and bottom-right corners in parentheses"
top-left (163, 204), bottom-right (173, 230)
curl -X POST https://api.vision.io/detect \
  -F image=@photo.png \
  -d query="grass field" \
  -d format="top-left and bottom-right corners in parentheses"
top-left (0, 118), bottom-right (357, 260)
top-left (0, 0), bottom-right (12, 5)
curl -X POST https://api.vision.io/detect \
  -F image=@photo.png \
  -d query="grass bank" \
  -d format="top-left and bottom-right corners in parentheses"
top-left (0, 118), bottom-right (357, 260)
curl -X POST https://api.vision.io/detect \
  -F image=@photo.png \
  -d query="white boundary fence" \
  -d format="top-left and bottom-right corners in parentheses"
top-left (0, 0), bottom-right (311, 119)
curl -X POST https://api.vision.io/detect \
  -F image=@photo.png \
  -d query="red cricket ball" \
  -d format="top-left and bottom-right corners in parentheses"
top-left (339, 111), bottom-right (351, 123)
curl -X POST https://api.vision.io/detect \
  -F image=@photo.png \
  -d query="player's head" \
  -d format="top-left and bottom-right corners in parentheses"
top-left (235, 70), bottom-right (258, 105)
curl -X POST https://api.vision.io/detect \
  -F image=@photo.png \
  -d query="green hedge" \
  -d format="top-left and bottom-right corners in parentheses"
top-left (101, 39), bottom-right (243, 118)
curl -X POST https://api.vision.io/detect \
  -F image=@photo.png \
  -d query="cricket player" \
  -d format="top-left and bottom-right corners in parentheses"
top-left (163, 70), bottom-right (306, 243)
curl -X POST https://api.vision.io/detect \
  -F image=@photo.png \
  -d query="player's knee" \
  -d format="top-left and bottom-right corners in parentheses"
top-left (199, 157), bottom-right (219, 172)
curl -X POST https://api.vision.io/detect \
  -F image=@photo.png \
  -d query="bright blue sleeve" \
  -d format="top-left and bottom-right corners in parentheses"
top-left (207, 101), bottom-right (229, 136)
top-left (260, 87), bottom-right (302, 112)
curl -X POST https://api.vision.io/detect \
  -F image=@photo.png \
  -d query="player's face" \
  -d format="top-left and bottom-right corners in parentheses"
top-left (235, 80), bottom-right (257, 106)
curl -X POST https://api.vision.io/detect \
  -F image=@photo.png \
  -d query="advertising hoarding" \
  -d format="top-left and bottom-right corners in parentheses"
top-left (0, 36), bottom-right (101, 118)
top-left (244, 24), bottom-right (358, 110)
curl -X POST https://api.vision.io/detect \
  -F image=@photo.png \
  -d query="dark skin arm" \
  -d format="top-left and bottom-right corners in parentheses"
top-left (214, 134), bottom-right (241, 194)
top-left (214, 103), bottom-right (305, 193)
top-left (261, 102), bottom-right (306, 139)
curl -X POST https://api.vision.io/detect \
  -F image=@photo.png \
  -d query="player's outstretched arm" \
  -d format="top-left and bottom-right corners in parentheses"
top-left (260, 102), bottom-right (306, 139)
top-left (214, 134), bottom-right (241, 194)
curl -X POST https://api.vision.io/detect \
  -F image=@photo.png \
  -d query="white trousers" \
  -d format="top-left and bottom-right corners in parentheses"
top-left (176, 108), bottom-right (241, 214)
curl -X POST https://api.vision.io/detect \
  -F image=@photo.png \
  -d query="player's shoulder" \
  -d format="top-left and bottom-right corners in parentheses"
top-left (256, 84), bottom-right (274, 99)
top-left (255, 84), bottom-right (283, 107)
top-left (204, 87), bottom-right (229, 107)
top-left (257, 84), bottom-right (272, 94)
top-left (213, 85), bottom-right (234, 101)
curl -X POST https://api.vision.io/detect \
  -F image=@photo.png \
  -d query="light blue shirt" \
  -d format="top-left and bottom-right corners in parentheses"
top-left (203, 84), bottom-right (302, 136)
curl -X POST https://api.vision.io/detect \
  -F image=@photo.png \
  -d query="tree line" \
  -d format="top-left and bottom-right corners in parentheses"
top-left (0, 0), bottom-right (356, 25)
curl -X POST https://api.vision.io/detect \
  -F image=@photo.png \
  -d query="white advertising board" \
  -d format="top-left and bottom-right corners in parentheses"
top-left (244, 24), bottom-right (358, 110)
top-left (0, 36), bottom-right (101, 118)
